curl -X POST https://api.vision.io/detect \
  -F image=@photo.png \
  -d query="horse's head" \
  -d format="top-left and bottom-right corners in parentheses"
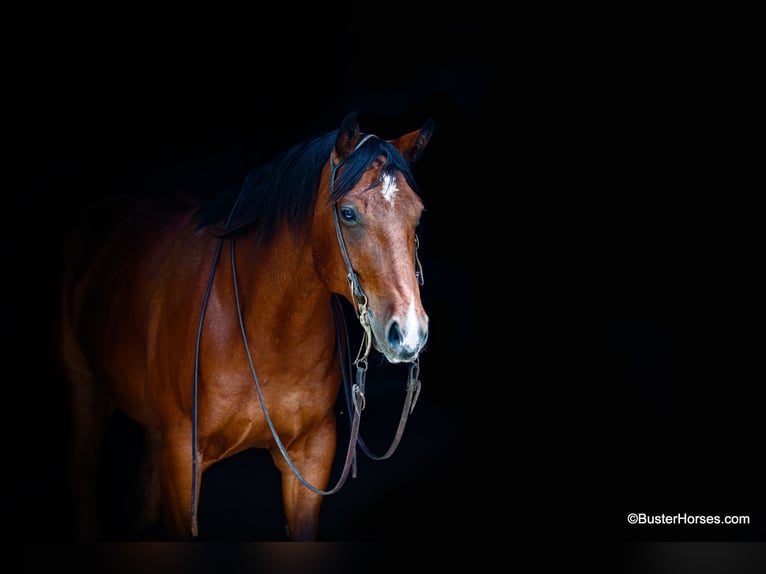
top-left (314, 112), bottom-right (433, 364)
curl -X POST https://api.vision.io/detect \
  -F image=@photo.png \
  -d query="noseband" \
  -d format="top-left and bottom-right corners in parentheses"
top-left (189, 134), bottom-right (425, 536)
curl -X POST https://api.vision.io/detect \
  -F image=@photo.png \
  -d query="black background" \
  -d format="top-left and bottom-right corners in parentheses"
top-left (6, 4), bottom-right (764, 573)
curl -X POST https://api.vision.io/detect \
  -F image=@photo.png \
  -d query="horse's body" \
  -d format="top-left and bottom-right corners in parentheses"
top-left (58, 113), bottom-right (433, 540)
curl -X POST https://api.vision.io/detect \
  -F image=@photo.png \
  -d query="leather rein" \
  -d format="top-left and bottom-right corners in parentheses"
top-left (189, 135), bottom-right (423, 536)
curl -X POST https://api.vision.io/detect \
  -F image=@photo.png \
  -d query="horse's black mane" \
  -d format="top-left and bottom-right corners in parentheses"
top-left (196, 129), bottom-right (419, 243)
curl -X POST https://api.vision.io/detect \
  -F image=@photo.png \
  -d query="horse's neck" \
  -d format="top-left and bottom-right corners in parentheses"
top-left (229, 231), bottom-right (332, 340)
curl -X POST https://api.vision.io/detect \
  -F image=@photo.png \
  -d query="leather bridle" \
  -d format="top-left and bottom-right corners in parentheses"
top-left (189, 134), bottom-right (424, 536)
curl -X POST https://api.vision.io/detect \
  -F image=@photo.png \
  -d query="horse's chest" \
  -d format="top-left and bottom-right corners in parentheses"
top-left (201, 370), bottom-right (340, 458)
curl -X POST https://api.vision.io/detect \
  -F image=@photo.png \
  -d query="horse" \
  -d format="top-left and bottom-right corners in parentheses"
top-left (58, 111), bottom-right (434, 541)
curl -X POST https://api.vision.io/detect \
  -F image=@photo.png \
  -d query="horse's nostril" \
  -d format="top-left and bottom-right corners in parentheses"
top-left (387, 321), bottom-right (402, 349)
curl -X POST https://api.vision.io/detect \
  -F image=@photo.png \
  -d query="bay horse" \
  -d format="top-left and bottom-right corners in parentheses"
top-left (58, 112), bottom-right (433, 540)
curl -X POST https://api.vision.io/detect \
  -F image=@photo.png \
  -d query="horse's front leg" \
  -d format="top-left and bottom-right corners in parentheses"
top-left (135, 428), bottom-right (162, 536)
top-left (270, 414), bottom-right (337, 541)
top-left (157, 427), bottom-right (201, 540)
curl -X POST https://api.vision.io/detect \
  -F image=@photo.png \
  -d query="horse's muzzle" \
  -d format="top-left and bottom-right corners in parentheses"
top-left (375, 314), bottom-right (429, 364)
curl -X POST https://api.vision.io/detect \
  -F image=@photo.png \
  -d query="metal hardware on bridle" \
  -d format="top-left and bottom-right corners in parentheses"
top-left (415, 234), bottom-right (424, 286)
top-left (189, 130), bottom-right (425, 535)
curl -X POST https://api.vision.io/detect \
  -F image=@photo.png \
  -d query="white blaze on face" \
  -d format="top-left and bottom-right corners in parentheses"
top-left (403, 298), bottom-right (421, 350)
top-left (380, 173), bottom-right (399, 205)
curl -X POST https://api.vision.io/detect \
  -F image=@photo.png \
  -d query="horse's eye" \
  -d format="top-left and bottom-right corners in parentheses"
top-left (340, 207), bottom-right (358, 224)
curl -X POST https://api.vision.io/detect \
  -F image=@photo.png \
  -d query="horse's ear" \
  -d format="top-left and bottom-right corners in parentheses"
top-left (390, 117), bottom-right (434, 163)
top-left (334, 111), bottom-right (361, 162)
